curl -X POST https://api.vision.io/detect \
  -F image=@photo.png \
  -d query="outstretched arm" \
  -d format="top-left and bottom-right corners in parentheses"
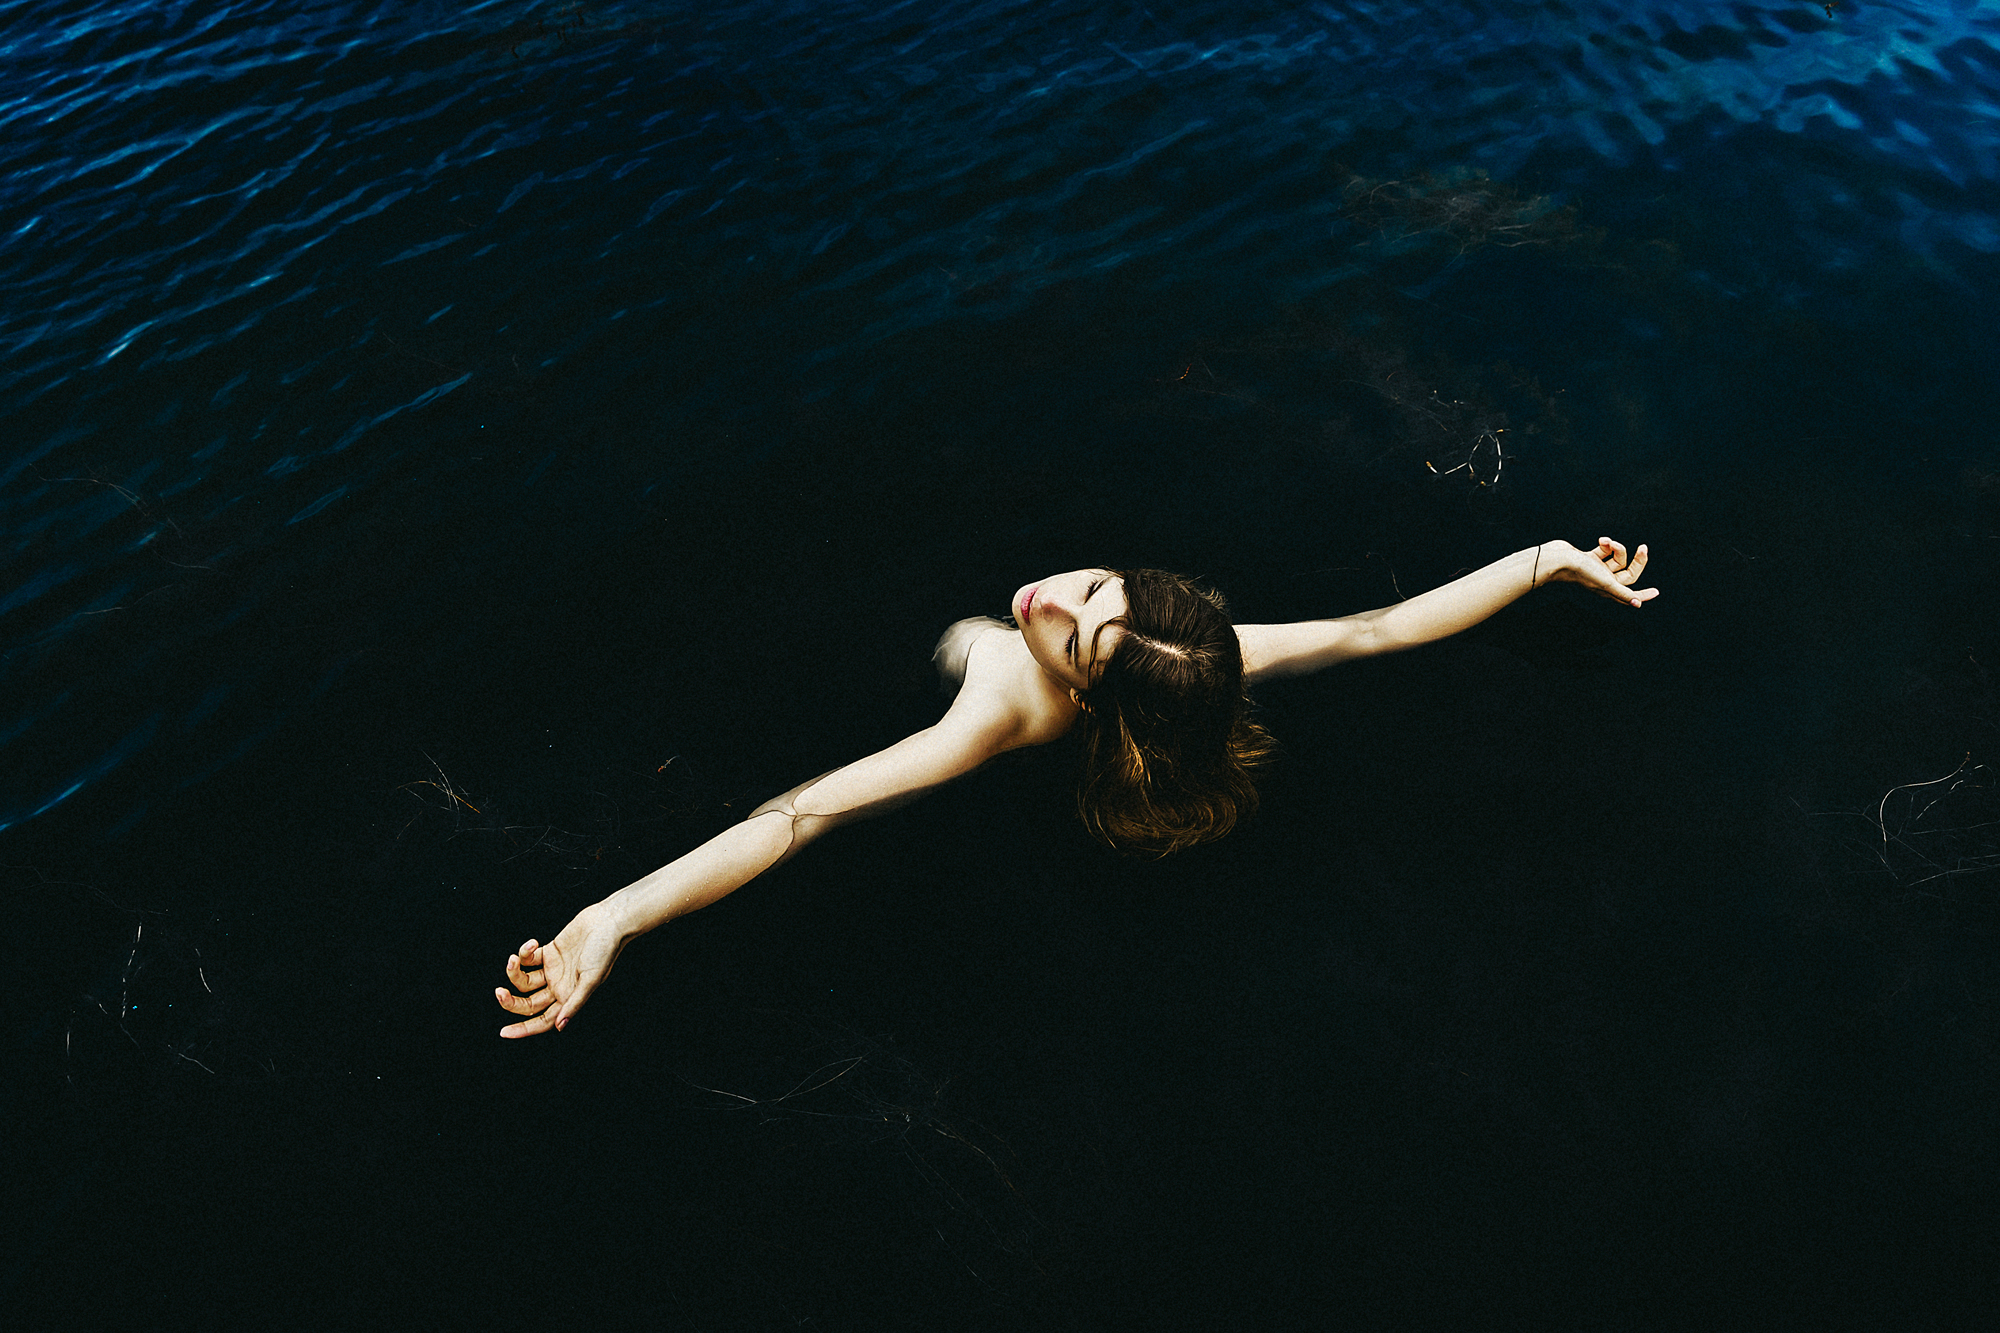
top-left (1237, 538), bottom-right (1655, 683)
top-left (494, 688), bottom-right (1028, 1037)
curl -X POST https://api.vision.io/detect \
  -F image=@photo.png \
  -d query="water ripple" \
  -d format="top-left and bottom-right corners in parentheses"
top-left (3, 0), bottom-right (1999, 828)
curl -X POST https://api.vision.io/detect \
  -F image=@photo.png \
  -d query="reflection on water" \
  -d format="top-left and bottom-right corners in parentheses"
top-left (3, 0), bottom-right (1997, 827)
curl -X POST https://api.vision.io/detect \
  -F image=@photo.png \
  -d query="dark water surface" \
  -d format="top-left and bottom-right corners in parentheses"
top-left (7, 1), bottom-right (1998, 1325)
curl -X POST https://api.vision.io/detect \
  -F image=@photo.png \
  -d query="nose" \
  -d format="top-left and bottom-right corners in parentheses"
top-left (1041, 584), bottom-right (1081, 619)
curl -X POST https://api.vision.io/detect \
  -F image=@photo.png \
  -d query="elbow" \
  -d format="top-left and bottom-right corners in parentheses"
top-left (1334, 619), bottom-right (1390, 664)
top-left (738, 803), bottom-right (820, 871)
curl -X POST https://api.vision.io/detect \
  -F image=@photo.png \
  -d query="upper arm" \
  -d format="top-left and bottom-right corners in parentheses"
top-left (751, 686), bottom-right (1028, 842)
top-left (1236, 617), bottom-right (1381, 684)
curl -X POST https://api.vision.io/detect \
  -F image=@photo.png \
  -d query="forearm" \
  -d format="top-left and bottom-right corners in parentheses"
top-left (1357, 542), bottom-right (1557, 654)
top-left (598, 747), bottom-right (948, 940)
top-left (592, 709), bottom-right (1019, 944)
top-left (603, 811), bottom-right (800, 939)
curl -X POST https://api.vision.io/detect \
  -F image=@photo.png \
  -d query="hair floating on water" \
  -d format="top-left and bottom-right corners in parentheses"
top-left (1073, 569), bottom-right (1277, 856)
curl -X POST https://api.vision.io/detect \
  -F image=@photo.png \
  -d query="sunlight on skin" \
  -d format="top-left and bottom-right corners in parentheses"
top-left (496, 538), bottom-right (1657, 1036)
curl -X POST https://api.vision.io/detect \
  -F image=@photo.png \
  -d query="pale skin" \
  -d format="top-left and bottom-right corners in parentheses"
top-left (496, 538), bottom-right (1656, 1037)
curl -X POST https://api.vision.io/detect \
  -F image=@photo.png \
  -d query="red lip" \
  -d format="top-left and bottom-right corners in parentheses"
top-left (1020, 586), bottom-right (1037, 621)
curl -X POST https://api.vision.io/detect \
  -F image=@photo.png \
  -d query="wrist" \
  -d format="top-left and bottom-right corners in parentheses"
top-left (1531, 540), bottom-right (1578, 589)
top-left (602, 887), bottom-right (656, 941)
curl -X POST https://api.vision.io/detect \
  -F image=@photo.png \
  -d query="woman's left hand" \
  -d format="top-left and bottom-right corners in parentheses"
top-left (1553, 537), bottom-right (1657, 607)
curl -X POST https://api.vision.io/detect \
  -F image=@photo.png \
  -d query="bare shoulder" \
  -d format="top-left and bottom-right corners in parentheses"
top-left (932, 615), bottom-right (1011, 689)
top-left (952, 623), bottom-right (1078, 749)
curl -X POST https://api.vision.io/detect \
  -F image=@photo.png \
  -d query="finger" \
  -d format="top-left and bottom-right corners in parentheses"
top-left (500, 1008), bottom-right (557, 1039)
top-left (493, 984), bottom-right (555, 1016)
top-left (546, 970), bottom-right (605, 1033)
top-left (1598, 538), bottom-right (1628, 569)
top-left (1610, 544), bottom-right (1649, 584)
top-left (517, 939), bottom-right (541, 963)
top-left (505, 953), bottom-right (542, 992)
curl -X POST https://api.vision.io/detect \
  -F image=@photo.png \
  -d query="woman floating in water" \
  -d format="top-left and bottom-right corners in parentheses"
top-left (496, 538), bottom-right (1656, 1037)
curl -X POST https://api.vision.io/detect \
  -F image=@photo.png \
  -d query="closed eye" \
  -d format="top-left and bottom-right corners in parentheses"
top-left (1065, 578), bottom-right (1107, 663)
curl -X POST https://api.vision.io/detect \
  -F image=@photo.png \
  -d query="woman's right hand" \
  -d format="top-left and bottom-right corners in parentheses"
top-left (495, 899), bottom-right (630, 1038)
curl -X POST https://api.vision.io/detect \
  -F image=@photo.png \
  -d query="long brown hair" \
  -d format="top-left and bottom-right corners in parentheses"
top-left (1072, 568), bottom-right (1277, 856)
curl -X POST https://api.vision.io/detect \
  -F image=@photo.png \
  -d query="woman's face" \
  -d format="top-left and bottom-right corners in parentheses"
top-left (1012, 569), bottom-right (1127, 693)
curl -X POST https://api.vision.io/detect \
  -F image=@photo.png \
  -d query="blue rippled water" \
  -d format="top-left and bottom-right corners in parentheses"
top-left (4, 1), bottom-right (2000, 830)
top-left (0, 0), bottom-right (1984, 832)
